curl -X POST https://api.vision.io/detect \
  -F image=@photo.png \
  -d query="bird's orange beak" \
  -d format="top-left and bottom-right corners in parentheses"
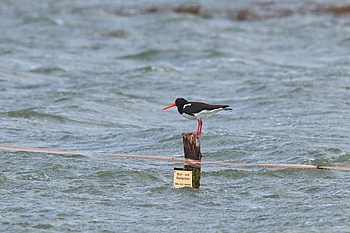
top-left (162, 102), bottom-right (176, 110)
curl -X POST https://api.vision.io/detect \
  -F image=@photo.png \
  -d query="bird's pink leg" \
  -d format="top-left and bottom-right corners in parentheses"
top-left (193, 120), bottom-right (203, 135)
top-left (193, 121), bottom-right (199, 135)
top-left (198, 119), bottom-right (203, 135)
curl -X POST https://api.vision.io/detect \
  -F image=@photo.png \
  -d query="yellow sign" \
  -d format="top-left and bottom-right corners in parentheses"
top-left (174, 168), bottom-right (192, 188)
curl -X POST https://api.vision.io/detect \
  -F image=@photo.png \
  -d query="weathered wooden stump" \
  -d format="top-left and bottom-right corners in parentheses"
top-left (182, 133), bottom-right (202, 188)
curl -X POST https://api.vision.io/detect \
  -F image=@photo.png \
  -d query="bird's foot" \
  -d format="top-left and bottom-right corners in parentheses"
top-left (192, 131), bottom-right (202, 136)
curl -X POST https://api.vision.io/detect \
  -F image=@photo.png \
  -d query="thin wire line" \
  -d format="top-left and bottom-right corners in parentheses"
top-left (1, 144), bottom-right (349, 170)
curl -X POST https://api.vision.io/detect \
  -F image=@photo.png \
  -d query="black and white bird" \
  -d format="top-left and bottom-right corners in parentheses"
top-left (162, 98), bottom-right (232, 135)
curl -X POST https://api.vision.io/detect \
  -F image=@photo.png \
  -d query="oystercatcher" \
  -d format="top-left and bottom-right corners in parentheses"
top-left (162, 98), bottom-right (232, 135)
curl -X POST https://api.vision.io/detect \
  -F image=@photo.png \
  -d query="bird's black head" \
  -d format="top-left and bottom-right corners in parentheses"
top-left (163, 98), bottom-right (189, 113)
top-left (174, 98), bottom-right (189, 114)
top-left (174, 98), bottom-right (188, 107)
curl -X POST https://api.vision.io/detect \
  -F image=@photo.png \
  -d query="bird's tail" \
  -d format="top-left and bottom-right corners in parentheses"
top-left (223, 105), bottom-right (233, 111)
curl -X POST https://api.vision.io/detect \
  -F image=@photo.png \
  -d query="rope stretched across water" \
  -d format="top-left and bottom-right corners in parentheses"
top-left (1, 144), bottom-right (349, 170)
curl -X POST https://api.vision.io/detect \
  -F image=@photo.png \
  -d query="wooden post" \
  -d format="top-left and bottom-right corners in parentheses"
top-left (182, 133), bottom-right (202, 188)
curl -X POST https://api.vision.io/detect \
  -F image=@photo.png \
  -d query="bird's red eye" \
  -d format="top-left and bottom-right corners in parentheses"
top-left (176, 99), bottom-right (180, 103)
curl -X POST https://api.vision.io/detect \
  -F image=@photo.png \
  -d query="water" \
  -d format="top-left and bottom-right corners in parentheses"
top-left (1, 0), bottom-right (350, 232)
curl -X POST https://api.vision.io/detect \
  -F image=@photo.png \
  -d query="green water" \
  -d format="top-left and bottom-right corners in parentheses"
top-left (1, 0), bottom-right (350, 232)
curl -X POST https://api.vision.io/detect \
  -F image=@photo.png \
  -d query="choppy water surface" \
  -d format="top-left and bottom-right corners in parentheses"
top-left (1, 0), bottom-right (350, 232)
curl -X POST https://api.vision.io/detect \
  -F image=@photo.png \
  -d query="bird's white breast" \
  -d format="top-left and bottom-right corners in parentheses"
top-left (181, 113), bottom-right (197, 120)
top-left (194, 108), bottom-right (224, 119)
